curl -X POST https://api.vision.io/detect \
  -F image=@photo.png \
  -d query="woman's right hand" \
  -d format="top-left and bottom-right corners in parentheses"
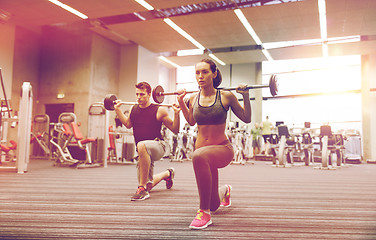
top-left (176, 88), bottom-right (187, 105)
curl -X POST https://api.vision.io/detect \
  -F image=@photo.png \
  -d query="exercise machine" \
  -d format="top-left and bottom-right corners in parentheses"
top-left (50, 122), bottom-right (79, 167)
top-left (232, 128), bottom-right (246, 165)
top-left (301, 132), bottom-right (315, 166)
top-left (317, 125), bottom-right (346, 170)
top-left (70, 121), bottom-right (101, 168)
top-left (276, 125), bottom-right (300, 167)
top-left (88, 103), bottom-right (109, 167)
top-left (107, 124), bottom-right (136, 164)
top-left (30, 114), bottom-right (51, 159)
top-left (269, 134), bottom-right (280, 165)
top-left (343, 129), bottom-right (362, 164)
top-left (50, 112), bottom-right (101, 168)
top-left (0, 82), bottom-right (33, 173)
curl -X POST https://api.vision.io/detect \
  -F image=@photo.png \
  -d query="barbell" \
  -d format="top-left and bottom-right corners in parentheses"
top-left (103, 94), bottom-right (172, 111)
top-left (152, 74), bottom-right (279, 104)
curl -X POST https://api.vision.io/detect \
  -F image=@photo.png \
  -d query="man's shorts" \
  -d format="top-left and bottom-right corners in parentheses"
top-left (137, 139), bottom-right (170, 184)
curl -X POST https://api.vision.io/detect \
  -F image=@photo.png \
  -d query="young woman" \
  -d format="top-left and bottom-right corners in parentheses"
top-left (177, 59), bottom-right (251, 229)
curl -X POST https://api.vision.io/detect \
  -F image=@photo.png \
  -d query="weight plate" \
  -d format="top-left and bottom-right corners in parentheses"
top-left (104, 94), bottom-right (118, 111)
top-left (270, 74), bottom-right (279, 96)
top-left (152, 85), bottom-right (165, 104)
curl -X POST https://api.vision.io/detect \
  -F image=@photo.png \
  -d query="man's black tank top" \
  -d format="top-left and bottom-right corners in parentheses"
top-left (130, 104), bottom-right (163, 145)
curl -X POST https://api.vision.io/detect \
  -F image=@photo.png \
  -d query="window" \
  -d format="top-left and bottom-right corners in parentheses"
top-left (262, 55), bottom-right (361, 132)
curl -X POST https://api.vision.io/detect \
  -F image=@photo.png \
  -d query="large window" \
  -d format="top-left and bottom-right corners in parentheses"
top-left (262, 55), bottom-right (361, 132)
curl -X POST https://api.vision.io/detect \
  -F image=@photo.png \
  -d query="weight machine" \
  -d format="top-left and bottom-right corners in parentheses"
top-left (50, 121), bottom-right (78, 167)
top-left (50, 112), bottom-right (101, 168)
top-left (316, 125), bottom-right (346, 170)
top-left (30, 114), bottom-right (51, 159)
top-left (301, 132), bottom-right (315, 166)
top-left (276, 125), bottom-right (301, 167)
top-left (107, 124), bottom-right (136, 164)
top-left (0, 79), bottom-right (33, 173)
top-left (88, 103), bottom-right (110, 167)
top-left (231, 128), bottom-right (247, 165)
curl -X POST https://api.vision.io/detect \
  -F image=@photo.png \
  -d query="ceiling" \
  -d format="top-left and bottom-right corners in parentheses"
top-left (1, 0), bottom-right (376, 66)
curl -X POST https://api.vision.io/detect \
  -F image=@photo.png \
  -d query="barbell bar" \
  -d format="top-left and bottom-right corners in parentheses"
top-left (152, 74), bottom-right (279, 104)
top-left (103, 94), bottom-right (172, 111)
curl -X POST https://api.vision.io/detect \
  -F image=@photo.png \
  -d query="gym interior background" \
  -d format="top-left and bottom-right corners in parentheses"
top-left (0, 0), bottom-right (376, 238)
top-left (1, 0), bottom-right (375, 163)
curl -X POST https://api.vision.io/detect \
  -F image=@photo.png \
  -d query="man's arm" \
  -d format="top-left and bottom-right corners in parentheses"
top-left (114, 101), bottom-right (132, 129)
top-left (158, 105), bottom-right (180, 134)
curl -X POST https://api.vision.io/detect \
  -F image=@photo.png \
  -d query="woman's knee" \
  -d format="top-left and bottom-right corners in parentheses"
top-left (192, 150), bottom-right (207, 166)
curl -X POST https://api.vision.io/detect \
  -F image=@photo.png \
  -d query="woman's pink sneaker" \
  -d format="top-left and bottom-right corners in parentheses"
top-left (220, 185), bottom-right (232, 207)
top-left (189, 210), bottom-right (212, 229)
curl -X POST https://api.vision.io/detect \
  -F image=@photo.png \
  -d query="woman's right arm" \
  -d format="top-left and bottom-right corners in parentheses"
top-left (177, 90), bottom-right (196, 126)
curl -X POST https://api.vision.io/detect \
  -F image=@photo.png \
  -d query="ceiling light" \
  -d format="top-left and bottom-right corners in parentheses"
top-left (48, 0), bottom-right (88, 19)
top-left (133, 12), bottom-right (146, 21)
top-left (134, 0), bottom-right (154, 10)
top-left (159, 56), bottom-right (180, 68)
top-left (56, 93), bottom-right (65, 99)
top-left (177, 49), bottom-right (204, 56)
top-left (234, 9), bottom-right (273, 61)
top-left (262, 49), bottom-right (273, 61)
top-left (162, 13), bottom-right (225, 65)
top-left (164, 18), bottom-right (205, 50)
top-left (263, 39), bottom-right (322, 49)
top-left (318, 0), bottom-right (328, 57)
top-left (263, 35), bottom-right (360, 50)
top-left (208, 54), bottom-right (226, 66)
top-left (327, 35), bottom-right (360, 44)
top-left (234, 9), bottom-right (262, 45)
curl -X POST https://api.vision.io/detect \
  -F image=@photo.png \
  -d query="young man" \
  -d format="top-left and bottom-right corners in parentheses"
top-left (114, 82), bottom-right (181, 201)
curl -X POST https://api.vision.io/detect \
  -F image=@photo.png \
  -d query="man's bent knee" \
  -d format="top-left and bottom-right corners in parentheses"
top-left (137, 142), bottom-right (148, 155)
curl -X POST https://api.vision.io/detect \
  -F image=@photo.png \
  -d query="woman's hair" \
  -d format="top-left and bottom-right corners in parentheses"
top-left (199, 58), bottom-right (222, 88)
top-left (135, 81), bottom-right (152, 94)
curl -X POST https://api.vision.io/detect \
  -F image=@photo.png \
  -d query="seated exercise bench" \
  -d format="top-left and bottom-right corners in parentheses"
top-left (318, 125), bottom-right (345, 169)
top-left (70, 122), bottom-right (101, 168)
top-left (277, 125), bottom-right (299, 167)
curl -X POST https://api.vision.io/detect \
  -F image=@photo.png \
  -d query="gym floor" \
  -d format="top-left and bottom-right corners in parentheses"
top-left (1, 159), bottom-right (376, 239)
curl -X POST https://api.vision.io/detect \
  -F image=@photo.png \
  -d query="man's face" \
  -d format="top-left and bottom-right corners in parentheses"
top-left (136, 88), bottom-right (150, 105)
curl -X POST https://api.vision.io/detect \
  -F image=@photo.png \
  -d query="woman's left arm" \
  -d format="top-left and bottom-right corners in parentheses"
top-left (226, 85), bottom-right (252, 123)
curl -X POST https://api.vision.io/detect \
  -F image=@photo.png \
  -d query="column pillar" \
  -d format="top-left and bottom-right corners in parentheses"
top-left (361, 54), bottom-right (376, 163)
top-left (254, 62), bottom-right (263, 124)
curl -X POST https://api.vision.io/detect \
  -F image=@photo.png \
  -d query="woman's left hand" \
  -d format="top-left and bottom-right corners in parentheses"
top-left (236, 84), bottom-right (249, 95)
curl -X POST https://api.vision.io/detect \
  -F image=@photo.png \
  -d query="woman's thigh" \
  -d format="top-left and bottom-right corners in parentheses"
top-left (193, 142), bottom-right (234, 168)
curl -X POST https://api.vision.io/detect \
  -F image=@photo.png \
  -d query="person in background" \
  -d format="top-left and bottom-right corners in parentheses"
top-left (261, 116), bottom-right (273, 143)
top-left (261, 115), bottom-right (273, 155)
top-left (251, 122), bottom-right (262, 157)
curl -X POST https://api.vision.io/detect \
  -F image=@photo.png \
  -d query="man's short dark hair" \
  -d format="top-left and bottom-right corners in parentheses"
top-left (136, 82), bottom-right (151, 94)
